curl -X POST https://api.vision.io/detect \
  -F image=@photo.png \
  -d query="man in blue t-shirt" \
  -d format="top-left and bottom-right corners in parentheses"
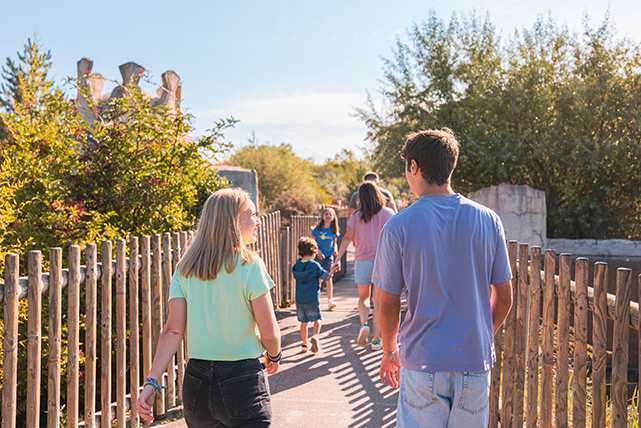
top-left (372, 128), bottom-right (513, 428)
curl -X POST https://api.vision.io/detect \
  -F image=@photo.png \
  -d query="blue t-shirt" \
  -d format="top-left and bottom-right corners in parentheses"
top-left (372, 194), bottom-right (512, 372)
top-left (312, 227), bottom-right (340, 257)
top-left (292, 259), bottom-right (329, 304)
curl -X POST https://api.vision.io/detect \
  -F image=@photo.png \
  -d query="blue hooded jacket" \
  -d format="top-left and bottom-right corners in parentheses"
top-left (292, 258), bottom-right (329, 304)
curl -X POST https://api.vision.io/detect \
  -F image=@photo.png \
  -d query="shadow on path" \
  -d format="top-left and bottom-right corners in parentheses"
top-left (152, 249), bottom-right (401, 427)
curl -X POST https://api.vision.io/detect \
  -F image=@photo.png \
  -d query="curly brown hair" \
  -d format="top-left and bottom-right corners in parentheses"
top-left (297, 236), bottom-right (318, 258)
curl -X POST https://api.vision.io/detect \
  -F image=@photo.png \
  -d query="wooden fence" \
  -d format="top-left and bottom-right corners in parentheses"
top-left (6, 227), bottom-right (641, 427)
top-left (494, 241), bottom-right (641, 428)
top-left (1, 210), bottom-right (286, 428)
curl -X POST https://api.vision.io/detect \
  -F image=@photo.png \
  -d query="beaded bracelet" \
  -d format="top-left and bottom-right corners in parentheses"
top-left (143, 377), bottom-right (167, 394)
top-left (267, 350), bottom-right (282, 363)
top-left (383, 348), bottom-right (399, 361)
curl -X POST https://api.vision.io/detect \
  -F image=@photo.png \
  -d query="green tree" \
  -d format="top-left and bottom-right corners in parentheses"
top-left (313, 149), bottom-right (368, 204)
top-left (0, 37), bottom-right (233, 426)
top-left (229, 142), bottom-right (329, 218)
top-left (0, 38), bottom-right (233, 270)
top-left (358, 10), bottom-right (641, 239)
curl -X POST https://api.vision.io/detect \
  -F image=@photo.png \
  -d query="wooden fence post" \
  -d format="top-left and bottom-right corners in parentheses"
top-left (115, 240), bottom-right (127, 427)
top-left (48, 248), bottom-right (63, 428)
top-left (501, 240), bottom-right (518, 428)
top-left (526, 247), bottom-right (541, 428)
top-left (152, 234), bottom-right (166, 416)
top-left (612, 268), bottom-right (632, 428)
top-left (592, 262), bottom-right (608, 428)
top-left (68, 246), bottom-right (81, 428)
top-left (513, 243), bottom-right (529, 428)
top-left (556, 253), bottom-right (571, 428)
top-left (540, 249), bottom-right (556, 428)
top-left (163, 233), bottom-right (176, 408)
top-left (101, 240), bottom-right (113, 428)
top-left (271, 213), bottom-right (282, 305)
top-left (129, 237), bottom-right (140, 427)
top-left (489, 298), bottom-right (504, 428)
top-left (141, 236), bottom-right (153, 406)
top-left (2, 254), bottom-right (19, 428)
top-left (573, 257), bottom-right (589, 427)
top-left (85, 243), bottom-right (98, 428)
top-left (27, 250), bottom-right (43, 428)
top-left (281, 227), bottom-right (290, 304)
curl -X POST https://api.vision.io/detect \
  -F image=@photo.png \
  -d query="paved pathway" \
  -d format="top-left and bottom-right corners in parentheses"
top-left (148, 249), bottom-right (403, 427)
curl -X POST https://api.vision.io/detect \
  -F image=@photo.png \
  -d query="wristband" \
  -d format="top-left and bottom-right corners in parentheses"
top-left (383, 348), bottom-right (399, 361)
top-left (143, 377), bottom-right (167, 394)
top-left (267, 350), bottom-right (282, 363)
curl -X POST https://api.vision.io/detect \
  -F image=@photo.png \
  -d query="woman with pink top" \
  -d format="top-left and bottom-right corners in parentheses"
top-left (333, 181), bottom-right (395, 350)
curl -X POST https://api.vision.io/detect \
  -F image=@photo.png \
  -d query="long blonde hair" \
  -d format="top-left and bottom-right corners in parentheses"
top-left (178, 188), bottom-right (255, 280)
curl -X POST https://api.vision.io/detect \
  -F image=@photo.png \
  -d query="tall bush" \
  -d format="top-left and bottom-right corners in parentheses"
top-left (0, 38), bottom-right (233, 272)
top-left (0, 37), bottom-right (234, 426)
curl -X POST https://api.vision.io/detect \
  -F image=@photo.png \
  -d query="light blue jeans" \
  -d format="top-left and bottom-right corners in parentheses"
top-left (397, 367), bottom-right (491, 428)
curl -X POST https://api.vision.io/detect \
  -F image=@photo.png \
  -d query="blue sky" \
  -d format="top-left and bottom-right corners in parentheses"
top-left (1, 0), bottom-right (638, 163)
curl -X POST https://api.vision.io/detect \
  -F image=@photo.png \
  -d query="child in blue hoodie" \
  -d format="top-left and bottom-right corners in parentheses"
top-left (293, 236), bottom-right (339, 353)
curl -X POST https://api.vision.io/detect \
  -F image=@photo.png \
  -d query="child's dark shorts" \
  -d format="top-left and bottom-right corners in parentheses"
top-left (315, 254), bottom-right (334, 273)
top-left (296, 301), bottom-right (322, 323)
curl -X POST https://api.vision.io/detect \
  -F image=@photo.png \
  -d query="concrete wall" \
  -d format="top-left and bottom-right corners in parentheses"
top-left (468, 183), bottom-right (547, 248)
top-left (215, 166), bottom-right (260, 213)
top-left (547, 238), bottom-right (641, 257)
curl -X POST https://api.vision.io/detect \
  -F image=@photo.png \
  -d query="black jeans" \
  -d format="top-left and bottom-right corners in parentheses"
top-left (183, 358), bottom-right (272, 428)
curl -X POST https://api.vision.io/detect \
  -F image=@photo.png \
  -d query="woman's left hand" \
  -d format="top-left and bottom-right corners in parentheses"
top-left (263, 353), bottom-right (280, 374)
top-left (136, 384), bottom-right (157, 421)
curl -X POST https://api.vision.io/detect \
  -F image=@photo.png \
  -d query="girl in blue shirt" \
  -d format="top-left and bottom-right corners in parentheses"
top-left (312, 207), bottom-right (340, 310)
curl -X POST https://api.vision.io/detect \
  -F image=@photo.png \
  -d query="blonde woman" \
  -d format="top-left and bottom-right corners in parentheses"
top-left (136, 188), bottom-right (281, 427)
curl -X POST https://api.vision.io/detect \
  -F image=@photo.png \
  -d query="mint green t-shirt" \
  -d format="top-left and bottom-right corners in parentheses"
top-left (168, 255), bottom-right (275, 361)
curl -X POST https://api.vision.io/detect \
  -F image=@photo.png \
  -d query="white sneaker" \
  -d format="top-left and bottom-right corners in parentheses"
top-left (357, 325), bottom-right (370, 347)
top-left (328, 299), bottom-right (337, 310)
top-left (311, 335), bottom-right (320, 353)
top-left (371, 340), bottom-right (382, 351)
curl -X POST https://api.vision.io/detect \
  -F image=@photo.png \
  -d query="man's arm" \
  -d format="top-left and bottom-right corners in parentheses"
top-left (348, 191), bottom-right (358, 220)
top-left (490, 280), bottom-right (513, 334)
top-left (377, 287), bottom-right (401, 388)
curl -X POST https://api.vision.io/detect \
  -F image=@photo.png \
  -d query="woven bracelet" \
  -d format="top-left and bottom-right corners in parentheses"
top-left (383, 348), bottom-right (399, 361)
top-left (143, 377), bottom-right (167, 394)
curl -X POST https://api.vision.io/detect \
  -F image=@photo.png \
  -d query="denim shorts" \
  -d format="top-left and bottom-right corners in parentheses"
top-left (296, 301), bottom-right (322, 323)
top-left (182, 358), bottom-right (272, 427)
top-left (315, 254), bottom-right (334, 273)
top-left (397, 368), bottom-right (491, 428)
top-left (354, 260), bottom-right (375, 286)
